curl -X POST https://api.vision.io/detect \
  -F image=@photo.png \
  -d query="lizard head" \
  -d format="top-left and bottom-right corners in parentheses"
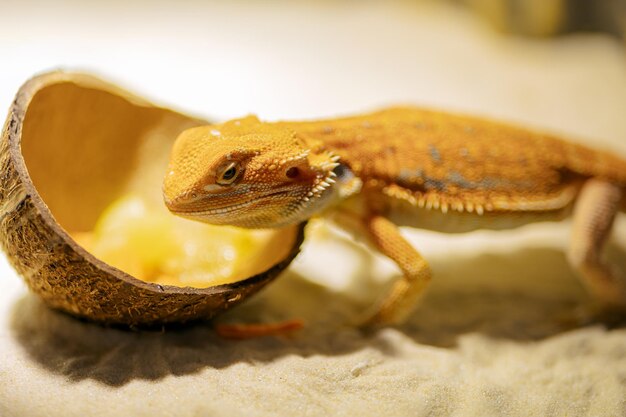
top-left (163, 116), bottom-right (340, 228)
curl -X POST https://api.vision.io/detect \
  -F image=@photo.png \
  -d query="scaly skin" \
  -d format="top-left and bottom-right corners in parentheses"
top-left (164, 107), bottom-right (626, 327)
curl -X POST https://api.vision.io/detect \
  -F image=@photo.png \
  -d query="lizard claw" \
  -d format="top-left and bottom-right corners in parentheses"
top-left (350, 306), bottom-right (400, 332)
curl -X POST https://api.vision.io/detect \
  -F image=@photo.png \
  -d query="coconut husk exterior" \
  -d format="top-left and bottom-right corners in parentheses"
top-left (0, 71), bottom-right (305, 327)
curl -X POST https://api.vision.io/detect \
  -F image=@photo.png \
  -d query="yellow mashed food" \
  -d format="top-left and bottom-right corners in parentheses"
top-left (74, 195), bottom-right (283, 288)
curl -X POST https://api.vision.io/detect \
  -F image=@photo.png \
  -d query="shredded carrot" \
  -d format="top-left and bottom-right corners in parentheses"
top-left (215, 319), bottom-right (305, 340)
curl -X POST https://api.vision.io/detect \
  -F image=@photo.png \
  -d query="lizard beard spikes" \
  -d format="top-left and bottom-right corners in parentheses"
top-left (274, 152), bottom-right (341, 227)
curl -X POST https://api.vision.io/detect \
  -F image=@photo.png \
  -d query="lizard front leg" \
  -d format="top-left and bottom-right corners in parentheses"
top-left (362, 214), bottom-right (432, 327)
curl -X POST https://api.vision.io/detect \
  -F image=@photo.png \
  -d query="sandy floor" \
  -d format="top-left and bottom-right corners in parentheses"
top-left (1, 2), bottom-right (626, 416)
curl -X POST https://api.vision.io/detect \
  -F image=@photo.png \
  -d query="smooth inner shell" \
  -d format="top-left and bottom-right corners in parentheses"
top-left (19, 78), bottom-right (298, 287)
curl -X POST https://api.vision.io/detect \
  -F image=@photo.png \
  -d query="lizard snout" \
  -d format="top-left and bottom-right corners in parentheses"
top-left (163, 189), bottom-right (205, 213)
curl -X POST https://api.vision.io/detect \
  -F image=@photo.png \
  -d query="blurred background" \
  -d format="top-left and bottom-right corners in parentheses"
top-left (459, 0), bottom-right (626, 38)
top-left (1, 0), bottom-right (625, 145)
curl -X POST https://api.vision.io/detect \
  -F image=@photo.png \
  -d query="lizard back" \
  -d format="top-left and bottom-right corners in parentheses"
top-left (280, 107), bottom-right (626, 214)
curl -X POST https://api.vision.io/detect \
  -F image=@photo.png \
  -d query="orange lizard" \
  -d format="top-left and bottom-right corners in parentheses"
top-left (163, 107), bottom-right (626, 327)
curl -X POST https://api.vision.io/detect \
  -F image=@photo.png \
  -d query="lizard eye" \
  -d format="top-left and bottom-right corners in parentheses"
top-left (217, 162), bottom-right (241, 185)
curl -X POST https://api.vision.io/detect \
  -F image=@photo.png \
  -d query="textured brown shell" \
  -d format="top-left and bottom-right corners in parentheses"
top-left (0, 71), bottom-right (305, 327)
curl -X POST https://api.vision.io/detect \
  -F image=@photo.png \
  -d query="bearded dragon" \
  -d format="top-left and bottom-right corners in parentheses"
top-left (163, 107), bottom-right (626, 327)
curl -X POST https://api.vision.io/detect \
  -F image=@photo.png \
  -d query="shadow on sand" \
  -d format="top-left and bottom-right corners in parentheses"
top-left (10, 239), bottom-right (626, 386)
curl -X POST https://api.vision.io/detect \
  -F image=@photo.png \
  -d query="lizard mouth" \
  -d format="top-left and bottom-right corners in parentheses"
top-left (168, 187), bottom-right (302, 218)
top-left (170, 198), bottom-right (259, 217)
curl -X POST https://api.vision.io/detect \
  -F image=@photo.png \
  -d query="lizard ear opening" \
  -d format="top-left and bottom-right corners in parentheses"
top-left (285, 166), bottom-right (300, 179)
